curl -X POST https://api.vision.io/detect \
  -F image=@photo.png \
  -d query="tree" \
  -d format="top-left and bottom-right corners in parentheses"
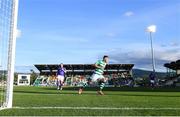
top-left (30, 69), bottom-right (38, 85)
top-left (14, 73), bottom-right (18, 85)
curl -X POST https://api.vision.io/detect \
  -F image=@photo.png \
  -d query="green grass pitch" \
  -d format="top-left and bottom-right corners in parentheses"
top-left (1, 86), bottom-right (180, 116)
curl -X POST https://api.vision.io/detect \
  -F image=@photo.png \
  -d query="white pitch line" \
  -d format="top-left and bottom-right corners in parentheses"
top-left (0, 107), bottom-right (8, 111)
top-left (11, 107), bottom-right (180, 110)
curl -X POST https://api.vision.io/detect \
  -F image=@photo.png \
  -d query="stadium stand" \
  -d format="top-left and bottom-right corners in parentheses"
top-left (164, 60), bottom-right (180, 86)
top-left (34, 64), bottom-right (134, 87)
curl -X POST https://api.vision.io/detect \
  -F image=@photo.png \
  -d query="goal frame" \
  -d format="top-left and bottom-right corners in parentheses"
top-left (1, 0), bottom-right (19, 109)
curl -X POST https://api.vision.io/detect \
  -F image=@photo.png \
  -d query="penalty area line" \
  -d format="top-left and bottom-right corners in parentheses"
top-left (12, 107), bottom-right (180, 110)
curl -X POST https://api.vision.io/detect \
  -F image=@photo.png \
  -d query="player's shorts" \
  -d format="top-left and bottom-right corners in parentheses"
top-left (91, 73), bottom-right (105, 82)
top-left (57, 75), bottom-right (64, 82)
top-left (150, 80), bottom-right (155, 84)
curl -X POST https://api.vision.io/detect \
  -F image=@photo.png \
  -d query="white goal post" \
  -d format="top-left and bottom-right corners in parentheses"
top-left (0, 0), bottom-right (19, 109)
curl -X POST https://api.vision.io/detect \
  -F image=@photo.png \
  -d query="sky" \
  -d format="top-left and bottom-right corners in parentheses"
top-left (15, 0), bottom-right (180, 72)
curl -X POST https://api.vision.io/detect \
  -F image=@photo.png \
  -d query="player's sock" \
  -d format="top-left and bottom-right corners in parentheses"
top-left (59, 81), bottom-right (63, 90)
top-left (97, 81), bottom-right (105, 95)
top-left (99, 81), bottom-right (105, 91)
top-left (57, 80), bottom-right (60, 90)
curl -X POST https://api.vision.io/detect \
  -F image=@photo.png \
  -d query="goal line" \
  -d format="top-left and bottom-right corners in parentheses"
top-left (8, 106), bottom-right (180, 110)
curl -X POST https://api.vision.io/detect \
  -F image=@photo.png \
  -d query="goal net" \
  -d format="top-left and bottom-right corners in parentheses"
top-left (0, 0), bottom-right (18, 109)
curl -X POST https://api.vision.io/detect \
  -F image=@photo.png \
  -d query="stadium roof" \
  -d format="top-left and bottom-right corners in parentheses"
top-left (34, 64), bottom-right (134, 75)
top-left (164, 59), bottom-right (180, 70)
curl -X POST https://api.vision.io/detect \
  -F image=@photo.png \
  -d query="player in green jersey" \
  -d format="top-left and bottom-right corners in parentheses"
top-left (78, 55), bottom-right (109, 95)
